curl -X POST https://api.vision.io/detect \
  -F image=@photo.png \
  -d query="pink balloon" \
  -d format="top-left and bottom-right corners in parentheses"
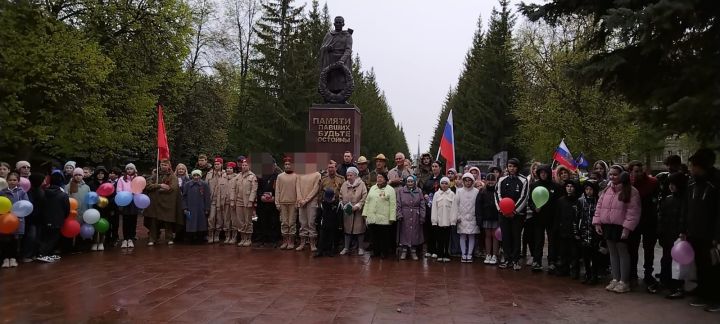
top-left (494, 227), bottom-right (502, 241)
top-left (19, 177), bottom-right (30, 192)
top-left (130, 176), bottom-right (147, 194)
top-left (671, 240), bottom-right (694, 265)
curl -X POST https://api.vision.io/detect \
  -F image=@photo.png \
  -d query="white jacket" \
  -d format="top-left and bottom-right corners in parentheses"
top-left (452, 186), bottom-right (480, 234)
top-left (431, 189), bottom-right (456, 227)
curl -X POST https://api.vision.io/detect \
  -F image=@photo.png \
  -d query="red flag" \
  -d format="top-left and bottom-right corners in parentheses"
top-left (157, 104), bottom-right (170, 160)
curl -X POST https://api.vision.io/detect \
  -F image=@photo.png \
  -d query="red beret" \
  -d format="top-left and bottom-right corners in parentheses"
top-left (214, 157), bottom-right (224, 164)
top-left (226, 162), bottom-right (237, 169)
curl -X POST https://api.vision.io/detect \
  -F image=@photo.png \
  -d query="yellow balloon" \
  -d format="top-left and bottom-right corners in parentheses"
top-left (97, 197), bottom-right (109, 208)
top-left (0, 196), bottom-right (11, 214)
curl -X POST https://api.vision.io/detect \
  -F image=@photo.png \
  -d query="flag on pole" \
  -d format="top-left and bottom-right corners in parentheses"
top-left (575, 152), bottom-right (589, 169)
top-left (553, 139), bottom-right (576, 171)
top-left (438, 110), bottom-right (455, 170)
top-left (157, 104), bottom-right (170, 161)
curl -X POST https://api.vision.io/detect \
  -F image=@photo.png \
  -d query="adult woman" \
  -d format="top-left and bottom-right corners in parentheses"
top-left (592, 160), bottom-right (610, 190)
top-left (592, 165), bottom-right (640, 293)
top-left (144, 160), bottom-right (182, 246)
top-left (339, 167), bottom-right (368, 255)
top-left (397, 175), bottom-right (426, 260)
top-left (183, 170), bottom-right (211, 243)
top-left (422, 161), bottom-right (444, 258)
top-left (175, 163), bottom-right (190, 192)
top-left (0, 162), bottom-right (10, 179)
top-left (363, 173), bottom-right (396, 259)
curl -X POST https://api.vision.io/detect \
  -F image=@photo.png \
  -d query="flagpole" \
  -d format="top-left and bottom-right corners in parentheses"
top-left (156, 148), bottom-right (160, 185)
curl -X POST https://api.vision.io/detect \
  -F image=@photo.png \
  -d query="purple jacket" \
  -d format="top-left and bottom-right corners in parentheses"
top-left (1, 186), bottom-right (29, 235)
top-left (592, 183), bottom-right (641, 231)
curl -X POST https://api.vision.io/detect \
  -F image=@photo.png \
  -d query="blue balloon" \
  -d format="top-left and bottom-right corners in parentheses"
top-left (86, 192), bottom-right (99, 206)
top-left (12, 200), bottom-right (33, 218)
top-left (133, 193), bottom-right (151, 209)
top-left (114, 191), bottom-right (133, 207)
top-left (80, 223), bottom-right (95, 239)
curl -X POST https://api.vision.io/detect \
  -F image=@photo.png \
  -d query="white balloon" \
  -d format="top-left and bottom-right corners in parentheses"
top-left (12, 200), bottom-right (33, 218)
top-left (82, 208), bottom-right (101, 225)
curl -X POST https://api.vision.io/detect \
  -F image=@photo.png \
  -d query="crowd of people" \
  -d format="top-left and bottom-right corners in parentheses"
top-left (1, 148), bottom-right (719, 313)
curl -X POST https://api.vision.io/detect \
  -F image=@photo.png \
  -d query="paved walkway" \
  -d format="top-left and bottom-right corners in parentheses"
top-left (1, 242), bottom-right (718, 323)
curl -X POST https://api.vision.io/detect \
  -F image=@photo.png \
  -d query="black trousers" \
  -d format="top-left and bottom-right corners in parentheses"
top-left (687, 237), bottom-right (720, 302)
top-left (424, 206), bottom-right (435, 255)
top-left (556, 236), bottom-right (580, 273)
top-left (658, 235), bottom-right (683, 289)
top-left (318, 225), bottom-right (338, 255)
top-left (122, 214), bottom-right (138, 240)
top-left (523, 217), bottom-right (535, 257)
top-left (500, 214), bottom-right (525, 263)
top-left (533, 215), bottom-right (556, 264)
top-left (38, 226), bottom-right (61, 256)
top-left (434, 226), bottom-right (450, 259)
top-left (106, 210), bottom-right (120, 244)
top-left (0, 235), bottom-right (18, 260)
top-left (628, 225), bottom-right (657, 280)
top-left (369, 224), bottom-right (392, 258)
top-left (581, 244), bottom-right (601, 279)
top-left (20, 224), bottom-right (36, 259)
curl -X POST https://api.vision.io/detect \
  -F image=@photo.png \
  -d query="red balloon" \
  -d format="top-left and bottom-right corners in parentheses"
top-left (97, 183), bottom-right (115, 197)
top-left (0, 213), bottom-right (20, 234)
top-left (61, 219), bottom-right (81, 238)
top-left (499, 198), bottom-right (515, 217)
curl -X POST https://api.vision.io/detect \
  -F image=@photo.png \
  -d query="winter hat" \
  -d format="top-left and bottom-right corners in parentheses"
top-left (0, 178), bottom-right (7, 191)
top-left (447, 168), bottom-right (457, 174)
top-left (237, 155), bottom-right (246, 162)
top-left (582, 180), bottom-right (599, 194)
top-left (346, 166), bottom-right (359, 176)
top-left (323, 188), bottom-right (335, 202)
top-left (73, 167), bottom-right (84, 176)
top-left (461, 173), bottom-right (474, 181)
top-left (440, 177), bottom-right (450, 184)
top-left (191, 169), bottom-right (202, 177)
top-left (214, 157), bottom-right (224, 164)
top-left (507, 158), bottom-right (520, 167)
top-left (125, 163), bottom-right (137, 171)
top-left (227, 162), bottom-right (237, 169)
top-left (64, 161), bottom-right (76, 170)
top-left (15, 161), bottom-right (30, 170)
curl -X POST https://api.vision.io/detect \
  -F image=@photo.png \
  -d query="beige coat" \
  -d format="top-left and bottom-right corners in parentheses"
top-left (206, 169), bottom-right (228, 206)
top-left (234, 171), bottom-right (258, 207)
top-left (223, 173), bottom-right (237, 205)
top-left (340, 179), bottom-right (368, 234)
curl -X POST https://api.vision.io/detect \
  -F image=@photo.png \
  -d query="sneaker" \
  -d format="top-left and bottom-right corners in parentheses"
top-left (400, 251), bottom-right (407, 260)
top-left (21, 258), bottom-right (34, 263)
top-left (467, 256), bottom-right (474, 263)
top-left (339, 248), bottom-right (349, 255)
top-left (147, 241), bottom-right (155, 246)
top-left (35, 255), bottom-right (55, 263)
top-left (411, 251), bottom-right (419, 260)
top-left (98, 243), bottom-right (104, 251)
top-left (526, 257), bottom-right (534, 266)
top-left (646, 282), bottom-right (659, 294)
top-left (168, 240), bottom-right (174, 245)
top-left (606, 280), bottom-right (619, 291)
top-left (532, 262), bottom-right (543, 272)
top-left (704, 304), bottom-right (720, 312)
top-left (498, 261), bottom-right (509, 269)
top-left (50, 255), bottom-right (61, 260)
top-left (690, 298), bottom-right (709, 307)
top-left (424, 252), bottom-right (431, 257)
top-left (127, 240), bottom-right (134, 248)
top-left (121, 240), bottom-right (128, 248)
top-left (460, 255), bottom-right (467, 263)
top-left (490, 255), bottom-right (498, 265)
top-left (431, 253), bottom-right (438, 258)
top-left (513, 262), bottom-right (522, 271)
top-left (613, 281), bottom-right (630, 293)
top-left (484, 255), bottom-right (491, 264)
top-left (91, 243), bottom-right (98, 251)
top-left (358, 248), bottom-right (365, 256)
top-left (1, 259), bottom-right (9, 268)
top-left (665, 289), bottom-right (685, 300)
top-left (9, 259), bottom-right (18, 267)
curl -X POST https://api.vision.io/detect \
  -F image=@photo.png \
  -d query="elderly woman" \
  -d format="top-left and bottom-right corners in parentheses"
top-left (363, 173), bottom-right (397, 259)
top-left (397, 175), bottom-right (427, 260)
top-left (339, 167), bottom-right (368, 255)
top-left (183, 170), bottom-right (212, 244)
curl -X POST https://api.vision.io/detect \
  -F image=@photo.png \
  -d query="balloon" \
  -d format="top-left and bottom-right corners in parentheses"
top-left (0, 213), bottom-right (20, 234)
top-left (531, 186), bottom-right (550, 209)
top-left (671, 240), bottom-right (695, 265)
top-left (69, 210), bottom-right (78, 219)
top-left (82, 209), bottom-right (101, 224)
top-left (133, 193), bottom-right (151, 209)
top-left (69, 198), bottom-right (79, 211)
top-left (115, 191), bottom-right (133, 207)
top-left (97, 197), bottom-right (109, 208)
top-left (0, 196), bottom-right (11, 214)
top-left (97, 183), bottom-right (115, 197)
top-left (19, 177), bottom-right (31, 192)
top-left (130, 176), bottom-right (147, 194)
top-left (94, 218), bottom-right (109, 233)
top-left (85, 192), bottom-right (99, 206)
top-left (499, 198), bottom-right (515, 216)
top-left (80, 223), bottom-right (95, 239)
top-left (61, 219), bottom-right (81, 238)
top-left (494, 227), bottom-right (502, 241)
top-left (12, 200), bottom-right (33, 218)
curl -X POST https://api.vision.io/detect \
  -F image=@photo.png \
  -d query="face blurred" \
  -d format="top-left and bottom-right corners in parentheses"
top-left (492, 170), bottom-right (501, 179)
top-left (346, 172), bottom-right (356, 182)
top-left (343, 153), bottom-right (352, 163)
top-left (690, 162), bottom-right (705, 177)
top-left (7, 174), bottom-right (18, 188)
top-left (376, 174), bottom-right (386, 186)
top-left (462, 177), bottom-right (473, 188)
top-left (507, 164), bottom-right (518, 175)
top-left (422, 156), bottom-right (431, 165)
top-left (566, 184), bottom-right (575, 195)
top-left (608, 168), bottom-right (621, 185)
top-left (440, 181), bottom-right (449, 191)
top-left (160, 162), bottom-right (171, 173)
top-left (584, 186), bottom-right (595, 197)
top-left (431, 163), bottom-right (440, 175)
top-left (327, 163), bottom-right (336, 175)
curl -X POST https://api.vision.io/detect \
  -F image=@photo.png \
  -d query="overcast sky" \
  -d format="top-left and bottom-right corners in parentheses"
top-left (300, 0), bottom-right (534, 157)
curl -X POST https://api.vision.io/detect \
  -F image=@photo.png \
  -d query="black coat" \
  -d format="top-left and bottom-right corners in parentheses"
top-left (475, 185), bottom-right (499, 224)
top-left (528, 179), bottom-right (561, 221)
top-left (683, 169), bottom-right (720, 241)
top-left (658, 193), bottom-right (684, 239)
top-left (555, 195), bottom-right (579, 239)
top-left (317, 201), bottom-right (342, 231)
top-left (43, 186), bottom-right (70, 228)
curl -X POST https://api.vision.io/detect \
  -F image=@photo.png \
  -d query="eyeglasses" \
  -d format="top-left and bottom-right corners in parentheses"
top-left (20, 166), bottom-right (30, 169)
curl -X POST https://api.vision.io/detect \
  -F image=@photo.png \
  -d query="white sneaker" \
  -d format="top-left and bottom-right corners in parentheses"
top-left (1, 259), bottom-right (9, 268)
top-left (424, 252), bottom-right (431, 257)
top-left (98, 243), bottom-right (104, 251)
top-left (606, 279), bottom-right (619, 291)
top-left (35, 256), bottom-right (55, 263)
top-left (9, 258), bottom-right (18, 267)
top-left (50, 255), bottom-right (61, 260)
top-left (91, 244), bottom-right (98, 251)
top-left (168, 240), bottom-right (174, 245)
top-left (127, 240), bottom-right (134, 248)
top-left (526, 257), bottom-right (534, 266)
top-left (358, 248), bottom-right (365, 256)
top-left (490, 255), bottom-right (498, 265)
top-left (613, 281), bottom-right (630, 293)
top-left (339, 248), bottom-right (349, 255)
top-left (443, 258), bottom-right (451, 262)
top-left (120, 240), bottom-right (128, 248)
top-left (147, 241), bottom-right (155, 246)
top-left (484, 255), bottom-right (491, 264)
top-left (431, 253), bottom-right (438, 258)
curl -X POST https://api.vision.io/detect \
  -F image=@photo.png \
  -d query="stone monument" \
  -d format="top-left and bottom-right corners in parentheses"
top-left (308, 16), bottom-right (361, 161)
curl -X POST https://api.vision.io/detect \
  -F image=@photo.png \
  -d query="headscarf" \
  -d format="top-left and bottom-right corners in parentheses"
top-left (191, 169), bottom-right (202, 177)
top-left (346, 166), bottom-right (359, 176)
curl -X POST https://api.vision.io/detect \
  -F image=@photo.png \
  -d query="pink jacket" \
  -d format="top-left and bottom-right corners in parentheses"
top-left (117, 175), bottom-right (134, 192)
top-left (592, 183), bottom-right (641, 231)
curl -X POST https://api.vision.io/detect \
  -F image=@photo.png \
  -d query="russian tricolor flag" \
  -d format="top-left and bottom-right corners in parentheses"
top-left (438, 110), bottom-right (455, 170)
top-left (553, 139), bottom-right (577, 171)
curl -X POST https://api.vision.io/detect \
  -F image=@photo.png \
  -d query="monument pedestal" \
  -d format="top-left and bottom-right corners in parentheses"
top-left (306, 104), bottom-right (361, 163)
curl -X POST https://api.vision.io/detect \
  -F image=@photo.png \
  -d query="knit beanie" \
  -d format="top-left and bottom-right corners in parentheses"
top-left (125, 163), bottom-right (136, 171)
top-left (73, 167), bottom-right (84, 176)
top-left (191, 169), bottom-right (202, 177)
top-left (440, 177), bottom-right (450, 184)
top-left (15, 161), bottom-right (30, 170)
top-left (346, 167), bottom-right (359, 176)
top-left (64, 161), bottom-right (76, 170)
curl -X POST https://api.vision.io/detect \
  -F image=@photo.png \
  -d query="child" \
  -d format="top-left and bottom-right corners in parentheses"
top-left (1, 173), bottom-right (29, 268)
top-left (554, 180), bottom-right (580, 278)
top-left (657, 172), bottom-right (688, 298)
top-left (88, 167), bottom-right (110, 251)
top-left (182, 170), bottom-right (211, 244)
top-left (315, 188), bottom-right (343, 257)
top-left (35, 171), bottom-right (70, 263)
top-left (116, 163), bottom-right (140, 248)
top-left (578, 181), bottom-right (601, 284)
top-left (65, 168), bottom-right (90, 218)
top-left (223, 162), bottom-right (238, 244)
top-left (451, 173), bottom-right (480, 263)
top-left (476, 173), bottom-right (500, 265)
top-left (431, 177), bottom-right (455, 262)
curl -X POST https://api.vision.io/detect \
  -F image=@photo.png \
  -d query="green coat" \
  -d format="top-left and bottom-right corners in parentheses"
top-left (144, 171), bottom-right (182, 224)
top-left (363, 184), bottom-right (397, 225)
